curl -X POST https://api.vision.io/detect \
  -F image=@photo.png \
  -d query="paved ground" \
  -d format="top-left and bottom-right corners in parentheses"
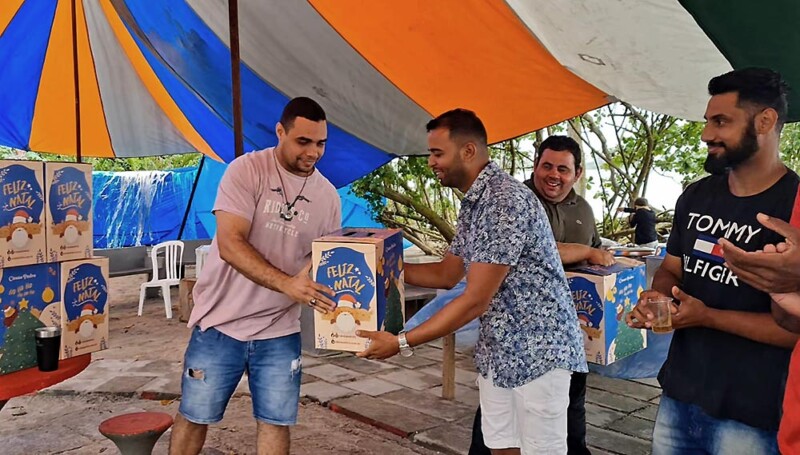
top-left (0, 272), bottom-right (659, 454)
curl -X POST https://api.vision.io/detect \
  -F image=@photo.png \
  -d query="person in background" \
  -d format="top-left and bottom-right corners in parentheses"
top-left (618, 197), bottom-right (658, 248)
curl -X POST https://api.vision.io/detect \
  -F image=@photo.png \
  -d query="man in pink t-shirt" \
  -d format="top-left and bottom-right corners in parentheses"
top-left (170, 97), bottom-right (341, 455)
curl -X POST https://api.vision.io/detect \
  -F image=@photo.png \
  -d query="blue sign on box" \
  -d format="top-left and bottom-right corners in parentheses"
top-left (0, 161), bottom-right (47, 268)
top-left (46, 162), bottom-right (93, 263)
top-left (60, 258), bottom-right (109, 359)
top-left (566, 257), bottom-right (647, 365)
top-left (312, 228), bottom-right (405, 352)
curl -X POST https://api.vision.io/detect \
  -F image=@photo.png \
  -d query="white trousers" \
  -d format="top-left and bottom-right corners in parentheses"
top-left (479, 368), bottom-right (572, 455)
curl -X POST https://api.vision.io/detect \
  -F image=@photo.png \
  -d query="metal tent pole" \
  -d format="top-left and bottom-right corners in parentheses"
top-left (177, 156), bottom-right (206, 240)
top-left (71, 0), bottom-right (82, 162)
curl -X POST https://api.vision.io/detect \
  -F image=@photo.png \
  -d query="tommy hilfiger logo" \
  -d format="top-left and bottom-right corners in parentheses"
top-left (693, 234), bottom-right (724, 263)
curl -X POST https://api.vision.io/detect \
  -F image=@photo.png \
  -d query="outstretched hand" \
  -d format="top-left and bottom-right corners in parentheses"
top-left (355, 330), bottom-right (399, 359)
top-left (281, 262), bottom-right (336, 313)
top-left (720, 213), bottom-right (800, 293)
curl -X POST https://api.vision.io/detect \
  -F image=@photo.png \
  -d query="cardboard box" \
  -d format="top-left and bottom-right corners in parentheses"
top-left (566, 257), bottom-right (647, 365)
top-left (60, 258), bottom-right (109, 359)
top-left (312, 228), bottom-right (405, 352)
top-left (0, 263), bottom-right (62, 375)
top-left (0, 160), bottom-right (47, 268)
top-left (45, 162), bottom-right (93, 262)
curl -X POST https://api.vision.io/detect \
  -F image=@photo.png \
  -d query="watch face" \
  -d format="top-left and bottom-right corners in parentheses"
top-left (399, 348), bottom-right (413, 358)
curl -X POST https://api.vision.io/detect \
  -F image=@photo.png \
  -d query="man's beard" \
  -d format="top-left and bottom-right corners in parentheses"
top-left (703, 123), bottom-right (759, 175)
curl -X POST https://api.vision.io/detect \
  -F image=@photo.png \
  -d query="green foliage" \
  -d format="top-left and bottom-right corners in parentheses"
top-left (651, 121), bottom-right (705, 187)
top-left (352, 103), bottom-right (800, 249)
top-left (351, 156), bottom-right (459, 254)
top-left (0, 146), bottom-right (202, 171)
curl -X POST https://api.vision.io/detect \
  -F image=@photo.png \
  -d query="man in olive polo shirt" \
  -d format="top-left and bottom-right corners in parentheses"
top-left (526, 136), bottom-right (611, 267)
top-left (469, 135), bottom-right (611, 455)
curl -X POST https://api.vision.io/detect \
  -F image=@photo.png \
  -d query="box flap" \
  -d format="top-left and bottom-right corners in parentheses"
top-left (567, 256), bottom-right (642, 276)
top-left (315, 227), bottom-right (402, 244)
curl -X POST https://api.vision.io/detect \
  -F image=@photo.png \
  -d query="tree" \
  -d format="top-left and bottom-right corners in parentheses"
top-left (350, 156), bottom-right (459, 255)
top-left (0, 147), bottom-right (202, 171)
top-left (0, 305), bottom-right (44, 374)
top-left (352, 103), bottom-right (700, 249)
top-left (569, 103), bottom-right (703, 238)
top-left (350, 135), bottom-right (539, 254)
top-left (661, 121), bottom-right (800, 186)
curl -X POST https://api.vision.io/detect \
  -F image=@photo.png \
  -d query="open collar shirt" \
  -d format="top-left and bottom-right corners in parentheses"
top-left (450, 162), bottom-right (587, 388)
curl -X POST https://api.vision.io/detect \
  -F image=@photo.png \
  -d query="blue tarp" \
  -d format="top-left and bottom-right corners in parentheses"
top-left (118, 0), bottom-right (393, 184)
top-left (93, 167), bottom-right (204, 248)
top-left (93, 158), bottom-right (386, 248)
top-left (405, 283), bottom-right (671, 379)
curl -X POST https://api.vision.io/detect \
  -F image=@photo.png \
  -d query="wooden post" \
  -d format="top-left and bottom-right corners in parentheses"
top-left (228, 0), bottom-right (244, 158)
top-left (178, 278), bottom-right (197, 323)
top-left (442, 333), bottom-right (456, 400)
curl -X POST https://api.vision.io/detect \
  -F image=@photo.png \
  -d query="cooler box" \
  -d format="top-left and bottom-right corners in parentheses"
top-left (566, 257), bottom-right (647, 365)
top-left (312, 228), bottom-right (404, 352)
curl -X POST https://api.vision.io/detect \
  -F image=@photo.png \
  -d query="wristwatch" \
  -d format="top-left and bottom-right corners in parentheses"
top-left (398, 332), bottom-right (414, 357)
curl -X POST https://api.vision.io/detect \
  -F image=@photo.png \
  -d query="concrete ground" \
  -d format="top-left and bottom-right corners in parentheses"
top-left (0, 271), bottom-right (658, 454)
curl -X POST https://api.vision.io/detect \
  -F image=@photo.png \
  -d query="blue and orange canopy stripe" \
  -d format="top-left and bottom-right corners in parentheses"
top-left (0, 1), bottom-right (797, 187)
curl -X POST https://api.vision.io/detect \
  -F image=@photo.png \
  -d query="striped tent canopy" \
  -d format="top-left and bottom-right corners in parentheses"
top-left (0, 0), bottom-right (797, 187)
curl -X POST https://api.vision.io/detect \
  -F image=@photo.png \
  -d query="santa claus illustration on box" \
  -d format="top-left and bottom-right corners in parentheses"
top-left (7, 209), bottom-right (33, 249)
top-left (61, 208), bottom-right (83, 245)
top-left (75, 303), bottom-right (98, 339)
top-left (323, 293), bottom-right (371, 334)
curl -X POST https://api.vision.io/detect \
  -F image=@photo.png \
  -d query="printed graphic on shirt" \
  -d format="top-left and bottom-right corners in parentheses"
top-left (692, 234), bottom-right (725, 263)
top-left (315, 247), bottom-right (375, 334)
top-left (686, 212), bottom-right (762, 243)
top-left (683, 212), bottom-right (764, 287)
top-left (261, 193), bottom-right (313, 239)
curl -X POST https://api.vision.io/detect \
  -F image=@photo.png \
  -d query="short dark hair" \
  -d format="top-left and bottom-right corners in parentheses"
top-left (708, 67), bottom-right (790, 129)
top-left (426, 109), bottom-right (488, 147)
top-left (280, 97), bottom-right (326, 131)
top-left (535, 135), bottom-right (582, 169)
top-left (634, 197), bottom-right (648, 207)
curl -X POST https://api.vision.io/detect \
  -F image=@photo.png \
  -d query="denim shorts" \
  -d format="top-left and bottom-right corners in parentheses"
top-left (178, 327), bottom-right (302, 425)
top-left (652, 394), bottom-right (779, 454)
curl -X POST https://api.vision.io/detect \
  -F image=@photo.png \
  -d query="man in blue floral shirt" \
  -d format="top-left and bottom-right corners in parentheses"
top-left (358, 108), bottom-right (587, 453)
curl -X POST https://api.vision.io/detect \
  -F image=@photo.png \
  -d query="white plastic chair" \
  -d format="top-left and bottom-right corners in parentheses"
top-left (138, 240), bottom-right (184, 318)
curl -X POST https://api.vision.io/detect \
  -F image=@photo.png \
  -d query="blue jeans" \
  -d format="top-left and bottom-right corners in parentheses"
top-left (179, 327), bottom-right (302, 425)
top-left (652, 395), bottom-right (778, 454)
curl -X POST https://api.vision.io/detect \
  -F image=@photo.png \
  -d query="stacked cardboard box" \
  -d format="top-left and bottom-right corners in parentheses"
top-left (312, 228), bottom-right (405, 352)
top-left (0, 161), bottom-right (109, 375)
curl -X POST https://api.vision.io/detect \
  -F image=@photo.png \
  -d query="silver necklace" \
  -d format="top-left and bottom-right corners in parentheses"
top-left (273, 152), bottom-right (310, 221)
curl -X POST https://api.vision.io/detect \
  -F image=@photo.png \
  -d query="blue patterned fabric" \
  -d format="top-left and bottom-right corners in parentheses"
top-left (450, 162), bottom-right (587, 388)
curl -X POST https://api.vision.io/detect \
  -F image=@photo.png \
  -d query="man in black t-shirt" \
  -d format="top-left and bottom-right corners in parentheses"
top-left (620, 197), bottom-right (658, 247)
top-left (627, 68), bottom-right (799, 454)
